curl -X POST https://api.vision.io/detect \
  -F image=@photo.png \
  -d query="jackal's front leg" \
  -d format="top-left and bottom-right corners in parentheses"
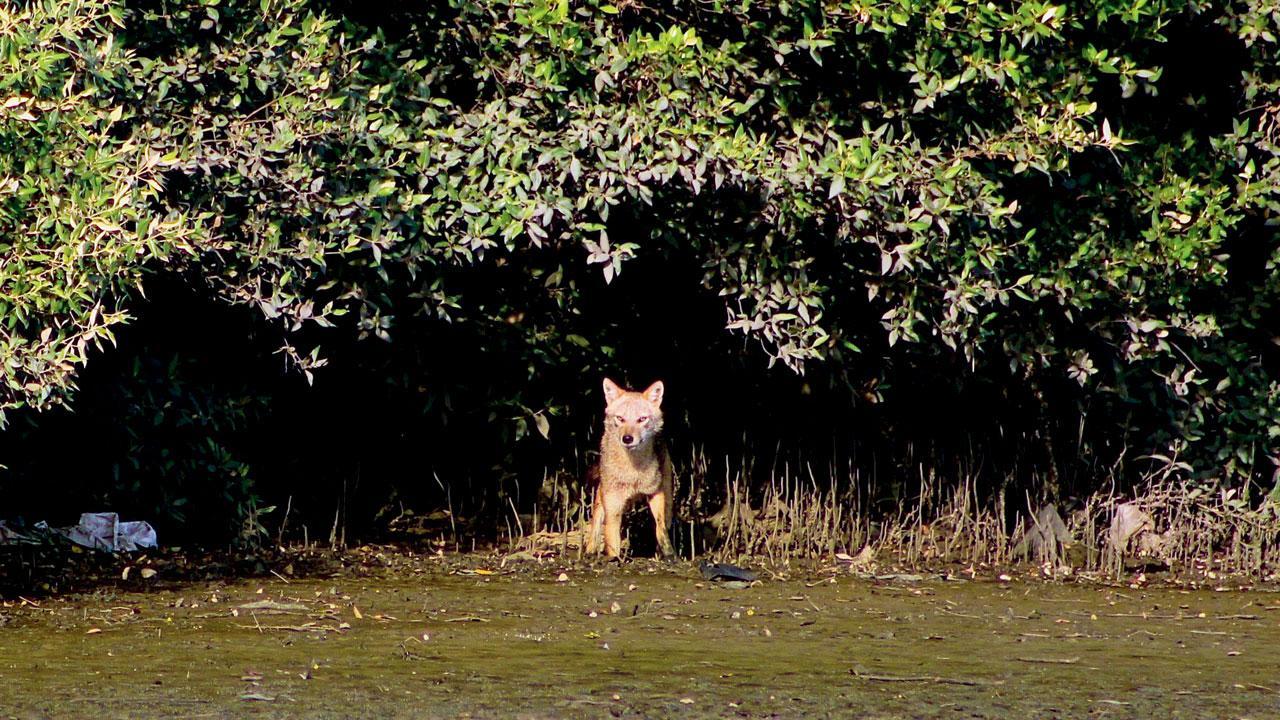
top-left (602, 494), bottom-right (626, 559)
top-left (586, 488), bottom-right (605, 555)
top-left (648, 489), bottom-right (675, 560)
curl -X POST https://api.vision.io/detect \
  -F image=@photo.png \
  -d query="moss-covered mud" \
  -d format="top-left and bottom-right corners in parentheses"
top-left (3, 553), bottom-right (1280, 719)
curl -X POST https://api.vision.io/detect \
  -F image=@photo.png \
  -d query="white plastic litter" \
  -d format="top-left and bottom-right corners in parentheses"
top-left (0, 512), bottom-right (157, 552)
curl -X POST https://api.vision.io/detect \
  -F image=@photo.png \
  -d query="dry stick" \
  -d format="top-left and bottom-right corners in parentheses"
top-left (234, 623), bottom-right (333, 632)
top-left (1016, 656), bottom-right (1080, 664)
top-left (68, 699), bottom-right (211, 705)
top-left (1080, 611), bottom-right (1259, 620)
top-left (849, 669), bottom-right (1004, 687)
top-left (1080, 612), bottom-right (1179, 619)
top-left (237, 600), bottom-right (308, 613)
top-left (939, 608), bottom-right (983, 619)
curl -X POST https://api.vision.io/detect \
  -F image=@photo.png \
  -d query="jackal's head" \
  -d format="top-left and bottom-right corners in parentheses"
top-left (602, 377), bottom-right (664, 450)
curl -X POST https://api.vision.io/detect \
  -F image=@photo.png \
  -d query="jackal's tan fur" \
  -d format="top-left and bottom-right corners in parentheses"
top-left (585, 378), bottom-right (675, 559)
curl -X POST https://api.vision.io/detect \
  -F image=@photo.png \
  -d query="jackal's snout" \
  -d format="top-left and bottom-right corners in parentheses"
top-left (613, 423), bottom-right (645, 449)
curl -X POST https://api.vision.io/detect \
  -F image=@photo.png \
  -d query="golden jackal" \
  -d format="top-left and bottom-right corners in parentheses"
top-left (585, 378), bottom-right (676, 559)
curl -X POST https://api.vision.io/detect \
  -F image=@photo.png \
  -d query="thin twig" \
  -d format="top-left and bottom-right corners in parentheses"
top-left (1016, 656), bottom-right (1080, 664)
top-left (849, 669), bottom-right (1004, 686)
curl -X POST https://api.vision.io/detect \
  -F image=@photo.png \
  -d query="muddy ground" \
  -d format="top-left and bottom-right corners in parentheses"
top-left (2, 548), bottom-right (1279, 719)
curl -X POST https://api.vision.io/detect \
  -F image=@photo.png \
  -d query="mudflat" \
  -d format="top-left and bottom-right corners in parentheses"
top-left (1, 554), bottom-right (1276, 719)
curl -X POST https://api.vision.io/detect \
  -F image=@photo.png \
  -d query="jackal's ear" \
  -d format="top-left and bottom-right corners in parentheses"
top-left (602, 377), bottom-right (622, 404)
top-left (643, 380), bottom-right (664, 407)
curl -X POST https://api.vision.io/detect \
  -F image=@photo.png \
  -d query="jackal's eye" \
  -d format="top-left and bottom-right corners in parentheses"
top-left (636, 416), bottom-right (649, 424)
top-left (614, 415), bottom-right (626, 424)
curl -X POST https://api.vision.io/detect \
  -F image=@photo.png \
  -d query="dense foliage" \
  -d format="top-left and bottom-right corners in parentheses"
top-left (3, 0), bottom-right (1280, 533)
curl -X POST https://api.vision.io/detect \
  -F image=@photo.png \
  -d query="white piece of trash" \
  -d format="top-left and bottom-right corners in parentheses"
top-left (42, 512), bottom-right (158, 552)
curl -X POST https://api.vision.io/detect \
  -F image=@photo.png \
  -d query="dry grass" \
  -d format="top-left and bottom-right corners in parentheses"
top-left (508, 447), bottom-right (1280, 581)
top-left (1083, 477), bottom-right (1280, 579)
